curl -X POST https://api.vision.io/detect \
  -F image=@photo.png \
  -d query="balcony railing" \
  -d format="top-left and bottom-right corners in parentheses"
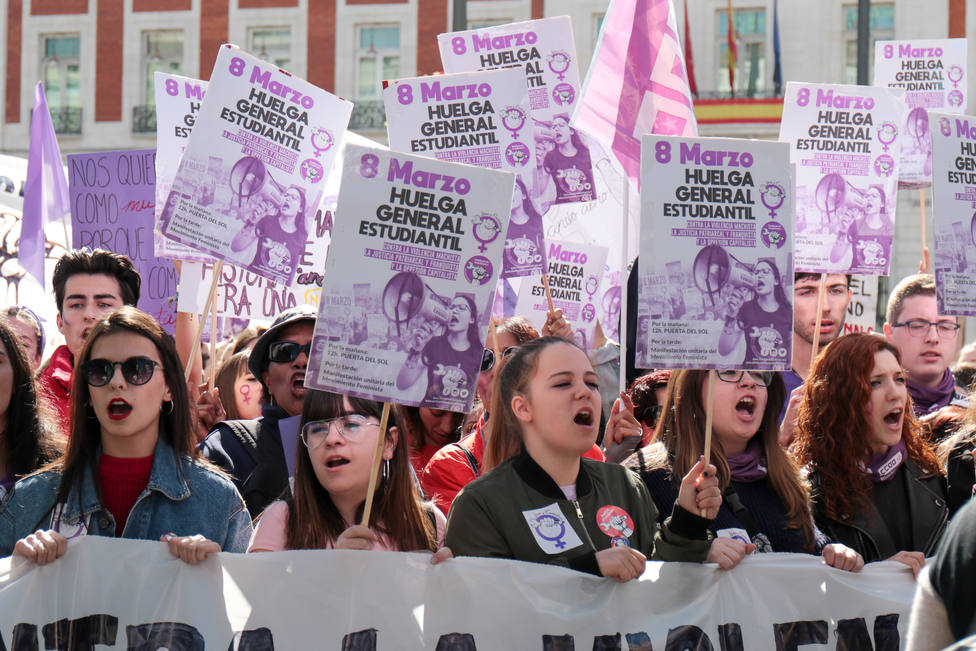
top-left (695, 90), bottom-right (783, 101)
top-left (49, 107), bottom-right (82, 135)
top-left (133, 105), bottom-right (157, 134)
top-left (349, 99), bottom-right (386, 131)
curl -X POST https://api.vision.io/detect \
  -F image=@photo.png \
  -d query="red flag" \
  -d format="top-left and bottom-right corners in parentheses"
top-left (727, 0), bottom-right (737, 96)
top-left (683, 0), bottom-right (698, 97)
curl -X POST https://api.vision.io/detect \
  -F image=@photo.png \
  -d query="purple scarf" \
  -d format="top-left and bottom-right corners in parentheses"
top-left (859, 439), bottom-right (908, 482)
top-left (727, 440), bottom-right (768, 483)
top-left (908, 368), bottom-right (957, 416)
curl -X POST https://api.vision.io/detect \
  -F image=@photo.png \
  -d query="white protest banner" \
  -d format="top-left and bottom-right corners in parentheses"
top-left (874, 38), bottom-right (967, 188)
top-left (383, 68), bottom-right (542, 279)
top-left (515, 239), bottom-right (608, 350)
top-left (844, 275), bottom-right (880, 335)
top-left (154, 72), bottom-right (211, 260)
top-left (0, 537), bottom-right (917, 649)
top-left (780, 82), bottom-right (904, 276)
top-left (437, 17), bottom-right (595, 211)
top-left (306, 145), bottom-right (513, 412)
top-left (160, 44), bottom-right (352, 286)
top-left (637, 135), bottom-right (794, 371)
top-left (931, 112), bottom-right (976, 315)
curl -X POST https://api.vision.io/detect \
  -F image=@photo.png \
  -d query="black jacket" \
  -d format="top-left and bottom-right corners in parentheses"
top-left (810, 459), bottom-right (949, 563)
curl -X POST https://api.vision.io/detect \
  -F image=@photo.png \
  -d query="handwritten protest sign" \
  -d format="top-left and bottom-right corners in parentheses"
top-left (68, 149), bottom-right (178, 332)
top-left (637, 136), bottom-right (794, 370)
top-left (383, 68), bottom-right (542, 278)
top-left (874, 39), bottom-right (967, 188)
top-left (154, 71), bottom-right (211, 261)
top-left (931, 112), bottom-right (976, 315)
top-left (780, 82), bottom-right (904, 276)
top-left (160, 44), bottom-right (352, 286)
top-left (844, 275), bottom-right (880, 334)
top-left (438, 16), bottom-right (594, 210)
top-left (306, 144), bottom-right (513, 412)
top-left (515, 239), bottom-right (607, 350)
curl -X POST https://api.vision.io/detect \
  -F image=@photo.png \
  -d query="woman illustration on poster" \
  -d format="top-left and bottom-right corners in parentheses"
top-left (505, 177), bottom-right (544, 272)
top-left (232, 185), bottom-right (308, 281)
top-left (531, 132), bottom-right (556, 215)
top-left (543, 114), bottom-right (596, 204)
top-left (397, 294), bottom-right (483, 409)
top-left (718, 259), bottom-right (792, 365)
top-left (851, 185), bottom-right (894, 270)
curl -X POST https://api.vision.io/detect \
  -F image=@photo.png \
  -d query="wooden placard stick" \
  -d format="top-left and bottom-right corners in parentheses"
top-left (208, 294), bottom-right (219, 391)
top-left (700, 369), bottom-right (716, 518)
top-left (920, 188), bottom-right (927, 258)
top-left (184, 260), bottom-right (223, 382)
top-left (360, 402), bottom-right (393, 527)
top-left (541, 273), bottom-right (555, 313)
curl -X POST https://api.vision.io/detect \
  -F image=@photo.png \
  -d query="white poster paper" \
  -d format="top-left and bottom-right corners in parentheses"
top-left (844, 275), bottom-right (880, 335)
top-left (383, 68), bottom-right (543, 278)
top-left (306, 145), bottom-right (514, 413)
top-left (515, 239), bottom-right (608, 350)
top-left (153, 71), bottom-right (212, 260)
top-left (931, 112), bottom-right (976, 315)
top-left (779, 82), bottom-right (904, 276)
top-left (637, 135), bottom-right (794, 370)
top-left (0, 537), bottom-right (918, 650)
top-left (437, 17), bottom-right (596, 209)
top-left (160, 44), bottom-right (352, 286)
top-left (874, 38), bottom-right (968, 188)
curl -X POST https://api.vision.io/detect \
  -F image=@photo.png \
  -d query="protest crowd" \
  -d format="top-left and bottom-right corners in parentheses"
top-left (5, 3), bottom-right (976, 649)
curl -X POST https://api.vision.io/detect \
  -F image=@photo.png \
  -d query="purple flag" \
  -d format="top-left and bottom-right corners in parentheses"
top-left (20, 82), bottom-right (70, 284)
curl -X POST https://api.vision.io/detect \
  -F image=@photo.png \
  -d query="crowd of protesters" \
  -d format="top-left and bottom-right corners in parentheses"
top-left (1, 248), bottom-right (975, 647)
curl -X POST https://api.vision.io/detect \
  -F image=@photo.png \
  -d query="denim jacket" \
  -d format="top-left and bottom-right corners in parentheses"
top-left (0, 438), bottom-right (252, 557)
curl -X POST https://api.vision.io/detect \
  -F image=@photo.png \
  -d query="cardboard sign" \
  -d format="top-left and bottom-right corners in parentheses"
top-left (383, 68), bottom-right (543, 278)
top-left (68, 149), bottom-right (178, 332)
top-left (637, 135), bottom-right (794, 370)
top-left (306, 144), bottom-right (513, 412)
top-left (874, 38), bottom-right (968, 188)
top-left (779, 82), bottom-right (904, 276)
top-left (160, 44), bottom-right (352, 286)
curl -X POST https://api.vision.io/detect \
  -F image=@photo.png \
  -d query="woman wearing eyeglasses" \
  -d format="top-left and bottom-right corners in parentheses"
top-left (0, 307), bottom-right (251, 563)
top-left (247, 389), bottom-right (448, 555)
top-left (794, 333), bottom-right (950, 575)
top-left (626, 368), bottom-right (864, 571)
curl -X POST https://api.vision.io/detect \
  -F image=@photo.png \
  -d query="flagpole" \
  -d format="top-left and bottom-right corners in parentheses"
top-left (618, 173), bottom-right (629, 397)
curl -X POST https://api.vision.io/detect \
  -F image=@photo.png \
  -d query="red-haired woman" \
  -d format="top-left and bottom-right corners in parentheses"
top-left (793, 333), bottom-right (949, 575)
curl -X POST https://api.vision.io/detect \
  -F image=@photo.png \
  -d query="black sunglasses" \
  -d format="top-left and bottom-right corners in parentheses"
top-left (269, 341), bottom-right (312, 364)
top-left (81, 356), bottom-right (161, 387)
top-left (480, 346), bottom-right (518, 372)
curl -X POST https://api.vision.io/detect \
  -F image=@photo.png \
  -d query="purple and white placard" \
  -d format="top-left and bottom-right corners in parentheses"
top-left (306, 144), bottom-right (514, 412)
top-left (874, 39), bottom-right (967, 188)
top-left (69, 149), bottom-right (178, 333)
top-left (931, 112), bottom-right (976, 315)
top-left (779, 82), bottom-right (903, 276)
top-left (514, 239), bottom-right (607, 351)
top-left (153, 72), bottom-right (212, 261)
top-left (160, 44), bottom-right (352, 286)
top-left (437, 17), bottom-right (595, 210)
top-left (383, 68), bottom-right (544, 279)
top-left (637, 135), bottom-right (794, 371)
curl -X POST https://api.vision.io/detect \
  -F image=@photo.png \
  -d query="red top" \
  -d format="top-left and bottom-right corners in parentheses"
top-left (99, 453), bottom-right (154, 536)
top-left (410, 443), bottom-right (442, 479)
top-left (38, 344), bottom-right (73, 436)
top-left (420, 416), bottom-right (605, 516)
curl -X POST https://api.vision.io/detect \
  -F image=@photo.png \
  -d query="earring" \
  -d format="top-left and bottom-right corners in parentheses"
top-left (382, 459), bottom-right (391, 480)
top-left (161, 400), bottom-right (175, 415)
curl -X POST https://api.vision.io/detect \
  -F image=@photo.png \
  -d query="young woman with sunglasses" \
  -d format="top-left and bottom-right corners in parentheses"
top-left (794, 333), bottom-right (949, 576)
top-left (627, 369), bottom-right (864, 571)
top-left (447, 337), bottom-right (717, 581)
top-left (248, 390), bottom-right (449, 556)
top-left (0, 307), bottom-right (251, 564)
top-left (420, 317), bottom-right (604, 514)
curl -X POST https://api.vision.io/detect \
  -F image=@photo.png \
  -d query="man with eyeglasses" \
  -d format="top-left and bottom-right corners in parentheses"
top-left (200, 305), bottom-right (317, 517)
top-left (883, 274), bottom-right (967, 423)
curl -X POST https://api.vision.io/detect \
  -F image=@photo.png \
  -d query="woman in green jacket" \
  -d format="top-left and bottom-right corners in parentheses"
top-left (445, 336), bottom-right (719, 582)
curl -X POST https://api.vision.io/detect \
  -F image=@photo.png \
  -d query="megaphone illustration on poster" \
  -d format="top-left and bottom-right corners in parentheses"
top-left (382, 271), bottom-right (452, 337)
top-left (229, 156), bottom-right (284, 208)
top-left (814, 173), bottom-right (870, 228)
top-left (692, 244), bottom-right (756, 306)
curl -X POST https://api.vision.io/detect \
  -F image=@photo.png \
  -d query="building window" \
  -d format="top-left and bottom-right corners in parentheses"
top-left (41, 35), bottom-right (81, 134)
top-left (716, 8), bottom-right (766, 96)
top-left (356, 25), bottom-right (400, 100)
top-left (467, 20), bottom-right (512, 30)
top-left (249, 27), bottom-right (291, 71)
top-left (843, 4), bottom-right (894, 84)
top-left (143, 31), bottom-right (184, 106)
